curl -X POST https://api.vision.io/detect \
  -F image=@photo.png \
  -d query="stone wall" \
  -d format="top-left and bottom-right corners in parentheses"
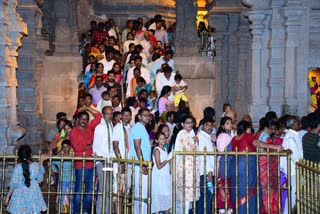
top-left (175, 56), bottom-right (215, 121)
top-left (16, 0), bottom-right (49, 149)
top-left (42, 56), bottom-right (81, 123)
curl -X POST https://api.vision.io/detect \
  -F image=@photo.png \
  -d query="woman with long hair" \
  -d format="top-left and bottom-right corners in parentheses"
top-left (216, 117), bottom-right (234, 213)
top-left (158, 85), bottom-right (172, 115)
top-left (229, 121), bottom-right (258, 214)
top-left (230, 121), bottom-right (282, 213)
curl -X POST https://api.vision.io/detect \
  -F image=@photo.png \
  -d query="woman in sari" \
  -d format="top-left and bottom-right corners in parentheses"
top-left (174, 115), bottom-right (200, 214)
top-left (216, 116), bottom-right (234, 213)
top-left (230, 120), bottom-right (258, 214)
top-left (255, 117), bottom-right (280, 214)
top-left (230, 120), bottom-right (283, 213)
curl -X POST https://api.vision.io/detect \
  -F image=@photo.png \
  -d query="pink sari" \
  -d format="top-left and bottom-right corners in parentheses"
top-left (256, 132), bottom-right (279, 214)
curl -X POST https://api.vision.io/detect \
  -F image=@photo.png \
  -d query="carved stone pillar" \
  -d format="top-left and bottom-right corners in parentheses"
top-left (282, 0), bottom-right (306, 115)
top-left (267, 0), bottom-right (285, 115)
top-left (175, 0), bottom-right (199, 56)
top-left (236, 13), bottom-right (252, 118)
top-left (243, 0), bottom-right (271, 122)
top-left (226, 14), bottom-right (240, 109)
top-left (16, 0), bottom-right (49, 149)
top-left (0, 0), bottom-right (27, 153)
top-left (209, 15), bottom-right (229, 117)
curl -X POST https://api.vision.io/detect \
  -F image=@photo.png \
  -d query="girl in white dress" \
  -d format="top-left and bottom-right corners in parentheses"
top-left (151, 131), bottom-right (172, 214)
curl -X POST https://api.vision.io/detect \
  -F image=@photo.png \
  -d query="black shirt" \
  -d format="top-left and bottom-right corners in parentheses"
top-left (302, 132), bottom-right (320, 163)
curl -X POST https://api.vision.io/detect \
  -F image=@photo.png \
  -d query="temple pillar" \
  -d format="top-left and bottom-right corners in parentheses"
top-left (41, 0), bottom-right (81, 123)
top-left (226, 14), bottom-right (240, 109)
top-left (0, 0), bottom-right (27, 153)
top-left (236, 13), bottom-right (252, 118)
top-left (282, 0), bottom-right (309, 116)
top-left (175, 0), bottom-right (199, 56)
top-left (243, 0), bottom-right (271, 122)
top-left (54, 0), bottom-right (79, 56)
top-left (209, 14), bottom-right (229, 117)
top-left (267, 0), bottom-right (285, 115)
top-left (16, 0), bottom-right (49, 148)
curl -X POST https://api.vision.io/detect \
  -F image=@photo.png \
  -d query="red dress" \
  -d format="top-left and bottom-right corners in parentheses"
top-left (255, 132), bottom-right (279, 214)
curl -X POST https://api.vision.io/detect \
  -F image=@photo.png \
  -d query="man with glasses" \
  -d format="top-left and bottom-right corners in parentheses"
top-left (69, 106), bottom-right (102, 214)
top-left (129, 108), bottom-right (151, 213)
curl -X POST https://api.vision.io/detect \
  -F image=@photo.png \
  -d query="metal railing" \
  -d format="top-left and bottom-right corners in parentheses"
top-left (296, 159), bottom-right (320, 214)
top-left (110, 156), bottom-right (153, 214)
top-left (1, 148), bottom-right (306, 214)
top-left (0, 152), bottom-right (152, 214)
top-left (172, 147), bottom-right (292, 214)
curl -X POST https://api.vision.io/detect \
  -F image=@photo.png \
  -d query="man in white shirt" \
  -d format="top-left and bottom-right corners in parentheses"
top-left (155, 66), bottom-right (175, 100)
top-left (126, 56), bottom-right (150, 88)
top-left (140, 31), bottom-right (152, 59)
top-left (112, 107), bottom-right (132, 198)
top-left (125, 49), bottom-right (148, 66)
top-left (196, 117), bottom-right (215, 214)
top-left (105, 21), bottom-right (117, 39)
top-left (151, 50), bottom-right (176, 85)
top-left (93, 106), bottom-right (114, 214)
top-left (148, 14), bottom-right (163, 30)
top-left (282, 115), bottom-right (302, 210)
top-left (99, 48), bottom-right (115, 74)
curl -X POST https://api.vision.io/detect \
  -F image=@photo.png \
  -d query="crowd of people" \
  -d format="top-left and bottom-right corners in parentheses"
top-left (5, 14), bottom-right (320, 214)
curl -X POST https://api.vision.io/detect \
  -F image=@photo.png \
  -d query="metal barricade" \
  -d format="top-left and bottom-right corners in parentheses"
top-left (0, 152), bottom-right (153, 214)
top-left (0, 152), bottom-right (109, 214)
top-left (0, 148), bottom-right (295, 214)
top-left (172, 147), bottom-right (292, 214)
top-left (296, 160), bottom-right (320, 214)
top-left (110, 157), bottom-right (152, 214)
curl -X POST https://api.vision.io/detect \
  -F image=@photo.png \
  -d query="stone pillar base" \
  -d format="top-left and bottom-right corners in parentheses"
top-left (175, 56), bottom-right (215, 121)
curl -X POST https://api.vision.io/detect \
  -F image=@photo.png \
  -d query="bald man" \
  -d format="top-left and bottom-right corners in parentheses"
top-left (93, 106), bottom-right (114, 214)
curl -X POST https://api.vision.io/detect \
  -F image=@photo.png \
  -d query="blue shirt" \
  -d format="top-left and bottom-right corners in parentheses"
top-left (129, 122), bottom-right (151, 161)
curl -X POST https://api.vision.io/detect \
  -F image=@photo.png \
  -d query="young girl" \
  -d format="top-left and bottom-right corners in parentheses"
top-left (151, 131), bottom-right (172, 214)
top-left (157, 124), bottom-right (171, 150)
top-left (216, 117), bottom-right (234, 214)
top-left (6, 144), bottom-right (48, 213)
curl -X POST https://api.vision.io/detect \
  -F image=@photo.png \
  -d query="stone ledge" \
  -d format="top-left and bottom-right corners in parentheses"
top-left (45, 56), bottom-right (82, 62)
top-left (175, 56), bottom-right (215, 79)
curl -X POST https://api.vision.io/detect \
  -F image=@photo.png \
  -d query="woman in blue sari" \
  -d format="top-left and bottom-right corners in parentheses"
top-left (229, 121), bottom-right (258, 214)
